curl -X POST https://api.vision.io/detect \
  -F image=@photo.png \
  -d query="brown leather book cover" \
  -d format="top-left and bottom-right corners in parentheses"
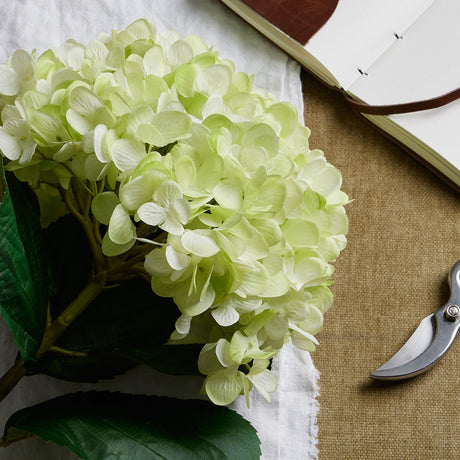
top-left (241, 0), bottom-right (339, 44)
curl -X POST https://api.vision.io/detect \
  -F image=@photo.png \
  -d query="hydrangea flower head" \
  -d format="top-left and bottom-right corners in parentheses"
top-left (0, 19), bottom-right (348, 406)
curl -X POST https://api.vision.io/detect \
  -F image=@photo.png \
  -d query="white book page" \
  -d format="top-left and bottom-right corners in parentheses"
top-left (349, 0), bottom-right (460, 172)
top-left (305, 0), bottom-right (435, 89)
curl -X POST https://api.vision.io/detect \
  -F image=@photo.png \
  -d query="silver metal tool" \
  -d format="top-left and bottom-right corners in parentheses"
top-left (370, 260), bottom-right (460, 380)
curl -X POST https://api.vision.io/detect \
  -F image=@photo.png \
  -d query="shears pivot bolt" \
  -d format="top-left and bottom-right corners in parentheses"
top-left (445, 305), bottom-right (460, 322)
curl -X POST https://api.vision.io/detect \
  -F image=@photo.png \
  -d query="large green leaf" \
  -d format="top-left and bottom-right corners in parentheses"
top-left (0, 171), bottom-right (50, 361)
top-left (3, 391), bottom-right (261, 460)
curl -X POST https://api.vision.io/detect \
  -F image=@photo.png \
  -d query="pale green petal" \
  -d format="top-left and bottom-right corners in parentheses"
top-left (29, 110), bottom-right (68, 144)
top-left (11, 49), bottom-right (34, 76)
top-left (167, 39), bottom-right (194, 68)
top-left (262, 271), bottom-right (289, 297)
top-left (328, 206), bottom-right (349, 235)
top-left (282, 220), bottom-right (319, 248)
top-left (265, 102), bottom-right (298, 137)
top-left (119, 174), bottom-right (155, 212)
top-left (136, 124), bottom-right (164, 146)
top-left (23, 90), bottom-right (49, 110)
top-left (0, 65), bottom-right (20, 96)
top-left (108, 203), bottom-right (136, 244)
top-left (111, 138), bottom-right (146, 171)
top-left (264, 314), bottom-right (288, 341)
top-left (235, 262), bottom-right (270, 296)
top-left (204, 368), bottom-right (243, 406)
top-left (213, 181), bottom-right (242, 210)
top-left (84, 154), bottom-right (105, 181)
top-left (144, 248), bottom-right (173, 277)
top-left (91, 191), bottom-right (120, 225)
top-left (242, 123), bottom-right (279, 157)
top-left (101, 232), bottom-right (135, 256)
top-left (310, 165), bottom-right (342, 196)
top-left (66, 108), bottom-right (92, 135)
top-left (143, 45), bottom-right (170, 77)
top-left (196, 64), bottom-right (232, 96)
top-left (68, 86), bottom-right (104, 116)
top-left (126, 18), bottom-right (156, 40)
top-left (175, 63), bottom-right (197, 97)
top-left (151, 111), bottom-right (192, 146)
top-left (85, 39), bottom-right (109, 61)
top-left (181, 230), bottom-right (220, 257)
top-left (137, 201), bottom-right (167, 226)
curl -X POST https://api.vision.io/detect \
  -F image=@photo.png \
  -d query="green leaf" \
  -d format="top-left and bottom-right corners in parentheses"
top-left (119, 338), bottom-right (202, 375)
top-left (43, 213), bottom-right (92, 319)
top-left (3, 392), bottom-right (261, 460)
top-left (0, 172), bottom-right (50, 361)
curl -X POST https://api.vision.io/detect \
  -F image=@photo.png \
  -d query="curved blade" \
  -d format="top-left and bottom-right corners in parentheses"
top-left (371, 260), bottom-right (460, 381)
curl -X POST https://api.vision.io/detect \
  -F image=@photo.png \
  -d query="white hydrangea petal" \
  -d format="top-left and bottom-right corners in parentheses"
top-left (173, 198), bottom-right (191, 224)
top-left (111, 138), bottom-right (146, 171)
top-left (155, 180), bottom-right (182, 207)
top-left (175, 314), bottom-right (192, 335)
top-left (108, 203), bottom-right (136, 245)
top-left (289, 322), bottom-right (320, 345)
top-left (249, 369), bottom-right (277, 402)
top-left (204, 368), bottom-right (243, 406)
top-left (137, 202), bottom-right (167, 226)
top-left (165, 245), bottom-right (189, 270)
top-left (216, 338), bottom-right (234, 367)
top-left (94, 124), bottom-right (108, 162)
top-left (211, 303), bottom-right (239, 327)
top-left (0, 127), bottom-right (20, 160)
top-left (181, 230), bottom-right (220, 257)
top-left (160, 215), bottom-right (185, 236)
top-left (91, 191), bottom-right (120, 225)
top-left (0, 65), bottom-right (20, 96)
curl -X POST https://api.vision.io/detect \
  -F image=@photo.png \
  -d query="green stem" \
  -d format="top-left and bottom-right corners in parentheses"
top-left (36, 279), bottom-right (104, 359)
top-left (0, 358), bottom-right (27, 404)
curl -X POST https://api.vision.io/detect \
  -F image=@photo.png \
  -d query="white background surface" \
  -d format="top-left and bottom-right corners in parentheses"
top-left (0, 1), bottom-right (320, 459)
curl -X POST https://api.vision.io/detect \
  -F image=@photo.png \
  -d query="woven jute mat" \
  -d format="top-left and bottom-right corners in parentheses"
top-left (301, 70), bottom-right (460, 460)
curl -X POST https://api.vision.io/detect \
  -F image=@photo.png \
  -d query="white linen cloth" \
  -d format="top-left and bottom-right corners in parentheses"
top-left (0, 1), bottom-right (320, 458)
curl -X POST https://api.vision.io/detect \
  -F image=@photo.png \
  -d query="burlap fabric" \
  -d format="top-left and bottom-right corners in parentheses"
top-left (301, 71), bottom-right (460, 460)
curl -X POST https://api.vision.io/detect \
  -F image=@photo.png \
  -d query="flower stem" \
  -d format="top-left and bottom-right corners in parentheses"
top-left (0, 358), bottom-right (26, 403)
top-left (36, 278), bottom-right (104, 359)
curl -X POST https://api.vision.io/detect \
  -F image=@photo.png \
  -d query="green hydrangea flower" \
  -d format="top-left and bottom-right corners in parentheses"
top-left (0, 19), bottom-right (348, 406)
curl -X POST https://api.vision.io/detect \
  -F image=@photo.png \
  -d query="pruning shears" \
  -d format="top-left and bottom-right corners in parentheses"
top-left (370, 260), bottom-right (460, 380)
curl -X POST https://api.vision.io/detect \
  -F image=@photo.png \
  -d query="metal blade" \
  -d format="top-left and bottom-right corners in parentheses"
top-left (370, 307), bottom-right (460, 380)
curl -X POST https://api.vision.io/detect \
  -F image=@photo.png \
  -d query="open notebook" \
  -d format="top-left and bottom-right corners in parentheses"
top-left (220, 0), bottom-right (460, 192)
